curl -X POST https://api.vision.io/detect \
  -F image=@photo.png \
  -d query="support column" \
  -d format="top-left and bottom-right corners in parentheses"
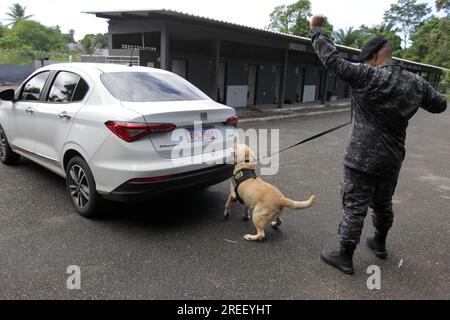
top-left (436, 72), bottom-right (441, 90)
top-left (434, 72), bottom-right (440, 89)
top-left (107, 25), bottom-right (113, 51)
top-left (211, 39), bottom-right (221, 101)
top-left (160, 26), bottom-right (170, 70)
top-left (278, 49), bottom-right (289, 109)
top-left (321, 71), bottom-right (329, 105)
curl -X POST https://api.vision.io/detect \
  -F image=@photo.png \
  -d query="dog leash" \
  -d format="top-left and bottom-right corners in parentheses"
top-left (259, 121), bottom-right (351, 160)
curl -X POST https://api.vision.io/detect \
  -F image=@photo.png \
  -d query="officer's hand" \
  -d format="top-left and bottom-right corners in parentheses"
top-left (310, 15), bottom-right (326, 28)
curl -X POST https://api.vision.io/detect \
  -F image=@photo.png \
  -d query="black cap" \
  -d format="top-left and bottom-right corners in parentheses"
top-left (359, 36), bottom-right (389, 62)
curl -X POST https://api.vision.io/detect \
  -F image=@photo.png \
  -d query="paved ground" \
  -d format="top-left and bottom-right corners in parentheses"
top-left (0, 109), bottom-right (449, 300)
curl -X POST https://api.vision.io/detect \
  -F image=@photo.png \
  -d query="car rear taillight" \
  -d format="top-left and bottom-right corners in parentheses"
top-left (224, 116), bottom-right (238, 126)
top-left (105, 121), bottom-right (176, 142)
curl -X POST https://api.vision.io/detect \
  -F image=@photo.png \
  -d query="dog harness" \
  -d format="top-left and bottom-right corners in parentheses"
top-left (233, 169), bottom-right (257, 204)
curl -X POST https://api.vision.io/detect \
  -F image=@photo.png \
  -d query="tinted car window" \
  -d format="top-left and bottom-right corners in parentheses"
top-left (48, 72), bottom-right (88, 103)
top-left (72, 78), bottom-right (89, 102)
top-left (20, 71), bottom-right (50, 101)
top-left (100, 72), bottom-right (209, 102)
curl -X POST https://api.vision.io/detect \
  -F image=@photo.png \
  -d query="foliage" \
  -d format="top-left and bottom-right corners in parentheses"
top-left (5, 3), bottom-right (33, 26)
top-left (359, 22), bottom-right (403, 54)
top-left (333, 27), bottom-right (364, 48)
top-left (0, 22), bottom-right (6, 38)
top-left (267, 0), bottom-right (448, 76)
top-left (383, 0), bottom-right (432, 48)
top-left (332, 23), bottom-right (402, 54)
top-left (0, 49), bottom-right (32, 64)
top-left (80, 33), bottom-right (108, 55)
top-left (0, 20), bottom-right (68, 53)
top-left (64, 29), bottom-right (76, 43)
top-left (267, 0), bottom-right (334, 38)
top-left (401, 16), bottom-right (450, 69)
top-left (435, 0), bottom-right (450, 13)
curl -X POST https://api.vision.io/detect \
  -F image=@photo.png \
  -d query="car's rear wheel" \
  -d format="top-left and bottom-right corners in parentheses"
top-left (0, 125), bottom-right (20, 165)
top-left (66, 156), bottom-right (104, 218)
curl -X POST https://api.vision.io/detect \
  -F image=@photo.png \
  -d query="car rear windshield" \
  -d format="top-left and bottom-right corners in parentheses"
top-left (100, 71), bottom-right (209, 102)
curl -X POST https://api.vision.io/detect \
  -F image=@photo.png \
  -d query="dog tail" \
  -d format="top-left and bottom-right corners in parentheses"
top-left (282, 195), bottom-right (316, 210)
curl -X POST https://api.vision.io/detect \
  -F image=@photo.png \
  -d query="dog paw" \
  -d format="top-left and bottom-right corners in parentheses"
top-left (271, 221), bottom-right (282, 229)
top-left (244, 234), bottom-right (264, 242)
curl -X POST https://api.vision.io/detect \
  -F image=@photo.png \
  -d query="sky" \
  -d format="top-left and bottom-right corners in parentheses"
top-left (0, 0), bottom-right (443, 41)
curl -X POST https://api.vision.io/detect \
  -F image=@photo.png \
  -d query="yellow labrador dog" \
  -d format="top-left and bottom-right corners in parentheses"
top-left (224, 144), bottom-right (316, 242)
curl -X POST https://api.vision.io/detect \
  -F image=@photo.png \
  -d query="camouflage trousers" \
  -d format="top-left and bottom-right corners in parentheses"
top-left (338, 166), bottom-right (399, 248)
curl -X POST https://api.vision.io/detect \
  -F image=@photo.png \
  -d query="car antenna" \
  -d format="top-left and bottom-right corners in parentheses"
top-left (122, 45), bottom-right (135, 67)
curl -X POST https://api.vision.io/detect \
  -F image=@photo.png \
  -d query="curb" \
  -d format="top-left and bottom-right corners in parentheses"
top-left (239, 107), bottom-right (351, 124)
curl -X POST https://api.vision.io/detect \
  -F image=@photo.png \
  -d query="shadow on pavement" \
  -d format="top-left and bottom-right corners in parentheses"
top-left (11, 157), bottom-right (227, 230)
top-left (97, 187), bottom-right (225, 229)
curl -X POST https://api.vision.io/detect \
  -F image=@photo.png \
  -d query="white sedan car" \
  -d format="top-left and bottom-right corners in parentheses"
top-left (0, 63), bottom-right (237, 217)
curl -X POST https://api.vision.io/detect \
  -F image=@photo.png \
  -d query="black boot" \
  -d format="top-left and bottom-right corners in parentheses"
top-left (367, 233), bottom-right (388, 259)
top-left (321, 245), bottom-right (355, 275)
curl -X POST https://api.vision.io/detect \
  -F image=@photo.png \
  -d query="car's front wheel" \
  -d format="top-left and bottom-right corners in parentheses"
top-left (66, 156), bottom-right (104, 218)
top-left (0, 125), bottom-right (20, 165)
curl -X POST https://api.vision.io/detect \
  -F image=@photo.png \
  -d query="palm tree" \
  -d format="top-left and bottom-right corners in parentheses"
top-left (5, 3), bottom-right (33, 26)
top-left (333, 27), bottom-right (362, 48)
top-left (359, 22), bottom-right (402, 51)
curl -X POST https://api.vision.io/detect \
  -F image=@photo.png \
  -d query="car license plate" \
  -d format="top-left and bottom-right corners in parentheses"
top-left (186, 127), bottom-right (216, 142)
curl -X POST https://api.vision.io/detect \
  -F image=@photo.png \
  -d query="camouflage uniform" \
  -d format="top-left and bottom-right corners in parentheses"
top-left (309, 28), bottom-right (447, 248)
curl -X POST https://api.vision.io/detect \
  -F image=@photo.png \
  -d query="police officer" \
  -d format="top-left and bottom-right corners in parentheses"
top-left (309, 15), bottom-right (447, 274)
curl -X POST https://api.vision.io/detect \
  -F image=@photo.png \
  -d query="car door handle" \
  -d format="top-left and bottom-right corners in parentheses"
top-left (59, 112), bottom-right (71, 120)
top-left (25, 107), bottom-right (34, 114)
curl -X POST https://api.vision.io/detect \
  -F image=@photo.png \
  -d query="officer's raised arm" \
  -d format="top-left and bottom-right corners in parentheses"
top-left (309, 15), bottom-right (374, 90)
top-left (421, 80), bottom-right (447, 114)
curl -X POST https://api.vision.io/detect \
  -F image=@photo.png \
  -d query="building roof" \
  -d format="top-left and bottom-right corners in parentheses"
top-left (85, 8), bottom-right (448, 72)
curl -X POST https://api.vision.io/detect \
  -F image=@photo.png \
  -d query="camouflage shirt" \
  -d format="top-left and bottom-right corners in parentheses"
top-left (310, 28), bottom-right (447, 177)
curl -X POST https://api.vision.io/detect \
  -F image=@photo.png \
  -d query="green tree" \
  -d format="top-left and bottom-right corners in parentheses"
top-left (333, 27), bottom-right (363, 48)
top-left (80, 33), bottom-right (108, 54)
top-left (0, 20), bottom-right (67, 52)
top-left (402, 16), bottom-right (450, 69)
top-left (93, 33), bottom-right (108, 48)
top-left (0, 22), bottom-right (6, 38)
top-left (383, 0), bottom-right (432, 48)
top-left (80, 35), bottom-right (96, 55)
top-left (5, 3), bottom-right (33, 26)
top-left (435, 0), bottom-right (450, 13)
top-left (267, 0), bottom-right (333, 37)
top-left (359, 22), bottom-right (403, 54)
top-left (64, 29), bottom-right (76, 43)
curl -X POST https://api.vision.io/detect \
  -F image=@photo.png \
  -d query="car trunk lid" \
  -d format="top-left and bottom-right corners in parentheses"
top-left (120, 100), bottom-right (237, 159)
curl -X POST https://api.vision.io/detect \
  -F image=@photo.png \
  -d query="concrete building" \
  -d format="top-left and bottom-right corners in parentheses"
top-left (87, 9), bottom-right (445, 108)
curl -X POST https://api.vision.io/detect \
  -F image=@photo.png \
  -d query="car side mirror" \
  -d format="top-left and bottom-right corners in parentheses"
top-left (0, 89), bottom-right (16, 102)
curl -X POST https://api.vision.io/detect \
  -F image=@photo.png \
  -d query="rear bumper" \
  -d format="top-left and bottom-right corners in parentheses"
top-left (103, 164), bottom-right (234, 203)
